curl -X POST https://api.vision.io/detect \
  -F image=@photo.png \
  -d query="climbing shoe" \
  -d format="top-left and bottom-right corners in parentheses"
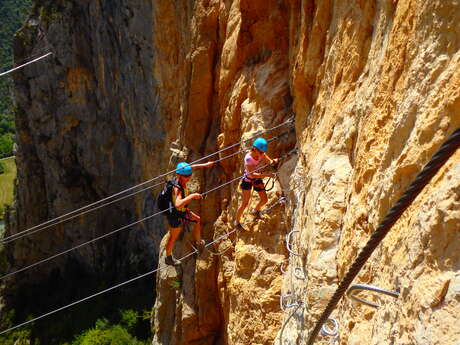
top-left (165, 255), bottom-right (181, 266)
top-left (250, 209), bottom-right (261, 219)
top-left (233, 221), bottom-right (246, 231)
top-left (194, 239), bottom-right (205, 254)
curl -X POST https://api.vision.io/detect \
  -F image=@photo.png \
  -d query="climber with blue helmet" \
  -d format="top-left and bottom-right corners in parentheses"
top-left (234, 137), bottom-right (279, 229)
top-left (164, 160), bottom-right (215, 266)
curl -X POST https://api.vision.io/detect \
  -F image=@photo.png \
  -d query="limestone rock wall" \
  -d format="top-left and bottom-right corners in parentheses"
top-left (280, 1), bottom-right (460, 345)
top-left (152, 0), bottom-right (460, 345)
top-left (151, 1), bottom-right (295, 344)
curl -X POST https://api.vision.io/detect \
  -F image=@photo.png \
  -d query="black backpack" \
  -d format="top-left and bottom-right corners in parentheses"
top-left (157, 179), bottom-right (183, 215)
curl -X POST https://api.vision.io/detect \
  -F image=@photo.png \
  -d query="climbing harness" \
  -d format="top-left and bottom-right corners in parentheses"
top-left (1, 119), bottom-right (295, 245)
top-left (0, 156), bottom-right (15, 162)
top-left (347, 284), bottom-right (399, 308)
top-left (262, 174), bottom-right (276, 191)
top-left (306, 126), bottom-right (460, 345)
top-left (0, 52), bottom-right (53, 77)
top-left (286, 230), bottom-right (301, 256)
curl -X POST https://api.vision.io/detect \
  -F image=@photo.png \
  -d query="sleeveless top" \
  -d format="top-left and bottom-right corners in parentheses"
top-left (172, 181), bottom-right (190, 212)
top-left (243, 152), bottom-right (263, 182)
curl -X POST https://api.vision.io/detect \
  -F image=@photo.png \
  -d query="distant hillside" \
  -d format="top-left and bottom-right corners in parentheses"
top-left (0, 0), bottom-right (32, 158)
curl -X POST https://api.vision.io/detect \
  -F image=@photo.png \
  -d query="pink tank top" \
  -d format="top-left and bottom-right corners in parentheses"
top-left (244, 152), bottom-right (262, 181)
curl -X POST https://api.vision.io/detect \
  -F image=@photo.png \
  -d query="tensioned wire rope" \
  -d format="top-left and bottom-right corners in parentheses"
top-left (0, 52), bottom-right (53, 77)
top-left (0, 43), bottom-right (54, 73)
top-left (0, 149), bottom-right (297, 334)
top-left (1, 126), bottom-right (294, 244)
top-left (0, 226), bottom-right (240, 336)
top-left (0, 148), bottom-right (297, 281)
top-left (1, 118), bottom-right (294, 244)
top-left (306, 125), bottom-right (460, 345)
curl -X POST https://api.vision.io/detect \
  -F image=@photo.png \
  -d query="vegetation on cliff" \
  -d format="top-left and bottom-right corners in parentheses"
top-left (0, 309), bottom-right (152, 345)
top-left (0, 157), bottom-right (16, 220)
top-left (0, 0), bottom-right (32, 159)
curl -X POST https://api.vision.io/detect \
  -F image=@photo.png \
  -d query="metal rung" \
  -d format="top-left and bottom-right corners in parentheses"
top-left (347, 284), bottom-right (399, 308)
top-left (280, 260), bottom-right (289, 274)
top-left (280, 293), bottom-right (300, 310)
top-left (320, 318), bottom-right (339, 337)
top-left (286, 230), bottom-right (300, 256)
top-left (294, 267), bottom-right (306, 280)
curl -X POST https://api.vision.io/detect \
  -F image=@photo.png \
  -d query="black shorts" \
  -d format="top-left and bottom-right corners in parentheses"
top-left (240, 178), bottom-right (265, 191)
top-left (166, 210), bottom-right (187, 228)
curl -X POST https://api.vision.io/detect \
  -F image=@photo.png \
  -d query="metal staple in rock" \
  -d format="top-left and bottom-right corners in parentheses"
top-left (281, 293), bottom-right (301, 310)
top-left (286, 230), bottom-right (301, 256)
top-left (347, 283), bottom-right (399, 308)
top-left (306, 126), bottom-right (460, 345)
top-left (320, 318), bottom-right (339, 337)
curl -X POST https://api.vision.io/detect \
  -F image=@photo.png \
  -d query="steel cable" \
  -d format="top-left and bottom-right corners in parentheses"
top-left (0, 52), bottom-right (53, 77)
top-left (2, 119), bottom-right (294, 244)
top-left (0, 149), bottom-right (300, 334)
top-left (0, 226), bottom-right (234, 335)
top-left (306, 126), bottom-right (460, 345)
top-left (0, 149), bottom-right (297, 281)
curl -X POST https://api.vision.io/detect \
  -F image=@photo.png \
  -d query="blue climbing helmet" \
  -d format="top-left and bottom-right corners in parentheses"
top-left (252, 137), bottom-right (268, 152)
top-left (176, 162), bottom-right (192, 176)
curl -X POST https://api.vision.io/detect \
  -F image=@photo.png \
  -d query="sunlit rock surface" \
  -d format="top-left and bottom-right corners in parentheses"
top-left (153, 1), bottom-right (459, 345)
top-left (5, 0), bottom-right (459, 344)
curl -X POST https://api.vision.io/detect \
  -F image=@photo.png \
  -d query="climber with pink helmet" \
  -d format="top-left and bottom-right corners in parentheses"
top-left (163, 160), bottom-right (215, 266)
top-left (234, 137), bottom-right (279, 229)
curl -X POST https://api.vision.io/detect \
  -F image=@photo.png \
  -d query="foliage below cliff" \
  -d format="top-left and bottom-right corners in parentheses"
top-left (0, 309), bottom-right (151, 345)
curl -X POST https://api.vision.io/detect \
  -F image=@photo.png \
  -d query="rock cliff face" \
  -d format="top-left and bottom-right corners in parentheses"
top-left (5, 0), bottom-right (167, 337)
top-left (151, 0), bottom-right (460, 345)
top-left (5, 0), bottom-right (460, 344)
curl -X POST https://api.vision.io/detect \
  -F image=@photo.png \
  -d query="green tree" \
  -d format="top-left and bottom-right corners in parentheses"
top-left (69, 311), bottom-right (150, 345)
top-left (0, 133), bottom-right (14, 158)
